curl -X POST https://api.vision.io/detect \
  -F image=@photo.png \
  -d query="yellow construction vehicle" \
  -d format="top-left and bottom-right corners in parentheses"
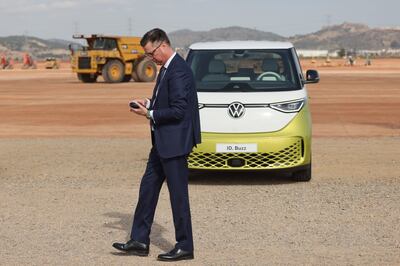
top-left (45, 57), bottom-right (60, 69)
top-left (70, 34), bottom-right (157, 83)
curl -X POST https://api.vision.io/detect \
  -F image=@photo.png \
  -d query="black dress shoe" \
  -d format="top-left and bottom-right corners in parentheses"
top-left (157, 248), bottom-right (194, 261)
top-left (112, 239), bottom-right (149, 256)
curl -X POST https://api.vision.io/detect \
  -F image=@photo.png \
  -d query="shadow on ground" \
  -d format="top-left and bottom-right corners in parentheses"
top-left (189, 170), bottom-right (297, 186)
top-left (103, 212), bottom-right (174, 254)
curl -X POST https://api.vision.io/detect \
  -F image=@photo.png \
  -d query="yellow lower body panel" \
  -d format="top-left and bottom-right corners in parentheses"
top-left (189, 104), bottom-right (312, 170)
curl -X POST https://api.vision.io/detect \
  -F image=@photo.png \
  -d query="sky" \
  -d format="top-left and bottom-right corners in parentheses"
top-left (0, 0), bottom-right (399, 40)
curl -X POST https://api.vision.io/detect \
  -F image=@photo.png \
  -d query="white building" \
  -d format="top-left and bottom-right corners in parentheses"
top-left (296, 49), bottom-right (339, 58)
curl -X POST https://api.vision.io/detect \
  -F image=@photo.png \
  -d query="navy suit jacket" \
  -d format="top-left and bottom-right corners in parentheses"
top-left (150, 54), bottom-right (201, 159)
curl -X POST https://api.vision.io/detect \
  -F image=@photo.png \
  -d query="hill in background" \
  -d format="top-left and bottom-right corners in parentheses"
top-left (169, 23), bottom-right (400, 51)
top-left (1, 23), bottom-right (400, 59)
top-left (289, 22), bottom-right (400, 50)
top-left (0, 36), bottom-right (72, 59)
top-left (169, 26), bottom-right (285, 49)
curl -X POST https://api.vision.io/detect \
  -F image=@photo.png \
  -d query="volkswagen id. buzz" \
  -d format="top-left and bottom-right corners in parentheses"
top-left (186, 41), bottom-right (319, 181)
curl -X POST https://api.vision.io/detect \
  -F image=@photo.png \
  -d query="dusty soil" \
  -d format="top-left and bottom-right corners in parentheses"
top-left (0, 59), bottom-right (399, 265)
top-left (1, 59), bottom-right (400, 138)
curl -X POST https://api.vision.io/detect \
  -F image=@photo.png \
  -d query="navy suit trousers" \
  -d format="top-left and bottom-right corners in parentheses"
top-left (130, 146), bottom-right (194, 252)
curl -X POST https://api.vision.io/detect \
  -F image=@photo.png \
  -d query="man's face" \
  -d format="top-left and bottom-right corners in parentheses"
top-left (143, 42), bottom-right (164, 65)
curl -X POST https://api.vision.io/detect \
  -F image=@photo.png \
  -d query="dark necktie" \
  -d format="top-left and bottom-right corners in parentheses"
top-left (151, 66), bottom-right (166, 108)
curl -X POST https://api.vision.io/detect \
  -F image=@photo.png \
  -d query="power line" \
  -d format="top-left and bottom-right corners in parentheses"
top-left (128, 17), bottom-right (132, 36)
top-left (74, 21), bottom-right (79, 34)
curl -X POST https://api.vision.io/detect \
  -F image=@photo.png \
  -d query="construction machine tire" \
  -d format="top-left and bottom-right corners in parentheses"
top-left (131, 70), bottom-right (140, 82)
top-left (102, 59), bottom-right (125, 83)
top-left (78, 73), bottom-right (98, 83)
top-left (135, 59), bottom-right (157, 82)
top-left (131, 60), bottom-right (140, 82)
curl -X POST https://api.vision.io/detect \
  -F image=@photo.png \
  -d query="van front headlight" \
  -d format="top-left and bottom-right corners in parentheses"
top-left (270, 99), bottom-right (305, 113)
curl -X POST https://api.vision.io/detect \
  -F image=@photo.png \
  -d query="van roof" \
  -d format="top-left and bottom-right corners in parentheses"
top-left (189, 41), bottom-right (293, 50)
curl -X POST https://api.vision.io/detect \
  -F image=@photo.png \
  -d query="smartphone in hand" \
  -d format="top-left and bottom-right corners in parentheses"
top-left (129, 101), bottom-right (140, 109)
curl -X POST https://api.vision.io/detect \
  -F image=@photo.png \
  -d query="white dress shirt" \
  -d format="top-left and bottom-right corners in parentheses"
top-left (148, 52), bottom-right (177, 122)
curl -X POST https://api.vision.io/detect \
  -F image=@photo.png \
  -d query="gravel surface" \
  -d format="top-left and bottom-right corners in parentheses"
top-left (1, 137), bottom-right (399, 265)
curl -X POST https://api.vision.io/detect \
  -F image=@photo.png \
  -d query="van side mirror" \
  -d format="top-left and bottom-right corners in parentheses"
top-left (305, 69), bottom-right (319, 84)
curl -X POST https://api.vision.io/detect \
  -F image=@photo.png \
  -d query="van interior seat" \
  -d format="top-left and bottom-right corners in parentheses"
top-left (202, 60), bottom-right (230, 82)
top-left (259, 59), bottom-right (282, 81)
top-left (262, 59), bottom-right (279, 72)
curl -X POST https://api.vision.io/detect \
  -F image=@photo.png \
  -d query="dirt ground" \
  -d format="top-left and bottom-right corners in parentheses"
top-left (1, 59), bottom-right (400, 138)
top-left (0, 59), bottom-right (399, 265)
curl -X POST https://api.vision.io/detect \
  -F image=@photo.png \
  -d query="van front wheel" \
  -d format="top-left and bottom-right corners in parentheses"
top-left (292, 165), bottom-right (311, 182)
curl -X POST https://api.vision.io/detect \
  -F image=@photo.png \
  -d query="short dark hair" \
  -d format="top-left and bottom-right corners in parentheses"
top-left (140, 28), bottom-right (171, 47)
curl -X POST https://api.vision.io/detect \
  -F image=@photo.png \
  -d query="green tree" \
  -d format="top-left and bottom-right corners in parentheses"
top-left (337, 48), bottom-right (346, 58)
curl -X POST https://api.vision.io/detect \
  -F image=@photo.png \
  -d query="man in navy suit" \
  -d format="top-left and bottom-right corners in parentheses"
top-left (112, 28), bottom-right (201, 262)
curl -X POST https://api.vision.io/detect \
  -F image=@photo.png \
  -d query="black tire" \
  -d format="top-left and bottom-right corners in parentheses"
top-left (135, 58), bottom-right (157, 82)
top-left (122, 75), bottom-right (132, 82)
top-left (131, 60), bottom-right (140, 82)
top-left (102, 59), bottom-right (125, 83)
top-left (292, 164), bottom-right (312, 182)
top-left (78, 73), bottom-right (97, 83)
top-left (131, 71), bottom-right (140, 82)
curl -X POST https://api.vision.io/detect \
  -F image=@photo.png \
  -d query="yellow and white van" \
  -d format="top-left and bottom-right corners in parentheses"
top-left (186, 41), bottom-right (319, 181)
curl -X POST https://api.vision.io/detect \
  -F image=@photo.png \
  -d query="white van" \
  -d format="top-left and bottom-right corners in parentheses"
top-left (186, 41), bottom-right (319, 181)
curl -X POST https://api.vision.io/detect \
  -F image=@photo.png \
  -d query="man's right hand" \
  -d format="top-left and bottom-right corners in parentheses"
top-left (129, 98), bottom-right (150, 118)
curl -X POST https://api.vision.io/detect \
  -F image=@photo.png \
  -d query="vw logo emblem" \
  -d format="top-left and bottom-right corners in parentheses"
top-left (228, 102), bottom-right (245, 118)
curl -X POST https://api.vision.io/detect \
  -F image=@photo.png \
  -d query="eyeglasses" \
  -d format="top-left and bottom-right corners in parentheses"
top-left (144, 42), bottom-right (162, 58)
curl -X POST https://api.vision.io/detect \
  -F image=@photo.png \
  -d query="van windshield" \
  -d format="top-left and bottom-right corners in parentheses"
top-left (186, 49), bottom-right (301, 92)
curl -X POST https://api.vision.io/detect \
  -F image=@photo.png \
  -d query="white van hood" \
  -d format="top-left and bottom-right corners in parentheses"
top-left (198, 89), bottom-right (307, 133)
